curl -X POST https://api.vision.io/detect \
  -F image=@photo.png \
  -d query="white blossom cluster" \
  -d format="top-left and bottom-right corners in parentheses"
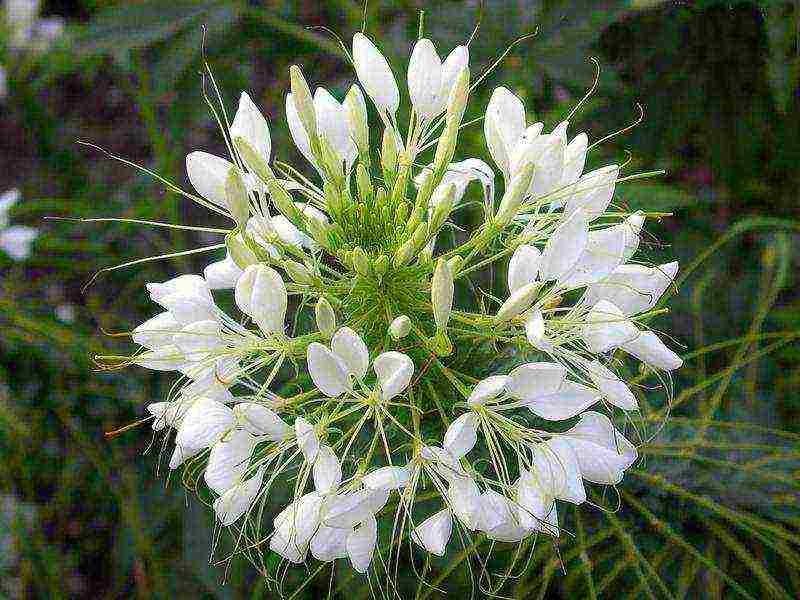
top-left (103, 26), bottom-right (682, 584)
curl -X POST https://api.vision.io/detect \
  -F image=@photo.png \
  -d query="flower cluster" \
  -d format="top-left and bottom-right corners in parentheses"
top-left (95, 26), bottom-right (682, 589)
top-left (0, 189), bottom-right (37, 260)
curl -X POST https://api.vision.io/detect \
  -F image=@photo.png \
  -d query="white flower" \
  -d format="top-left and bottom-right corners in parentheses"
top-left (352, 33), bottom-right (399, 118)
top-left (230, 91), bottom-right (271, 169)
top-left (412, 508), bottom-right (452, 556)
top-left (235, 264), bottom-right (287, 334)
top-left (0, 189), bottom-right (37, 260)
top-left (307, 327), bottom-right (413, 400)
top-left (204, 252), bottom-right (244, 289)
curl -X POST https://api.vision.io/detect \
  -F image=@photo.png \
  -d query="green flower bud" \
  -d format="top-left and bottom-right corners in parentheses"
top-left (315, 297), bottom-right (336, 338)
top-left (306, 218), bottom-right (332, 250)
top-left (283, 259), bottom-right (312, 285)
top-left (373, 255), bottom-right (390, 276)
top-left (289, 65), bottom-right (317, 140)
top-left (389, 315), bottom-right (411, 340)
top-left (394, 201), bottom-right (409, 227)
top-left (381, 127), bottom-right (399, 177)
top-left (393, 241), bottom-right (415, 268)
top-left (234, 136), bottom-right (272, 184)
top-left (226, 233), bottom-right (258, 269)
top-left (344, 85), bottom-right (369, 156)
top-left (431, 257), bottom-right (454, 330)
top-left (225, 166), bottom-right (250, 229)
top-left (495, 282), bottom-right (541, 323)
top-left (352, 246), bottom-right (370, 277)
top-left (410, 222), bottom-right (429, 251)
top-left (446, 67), bottom-right (470, 124)
top-left (495, 162), bottom-right (535, 226)
top-left (447, 255), bottom-right (463, 276)
top-left (356, 163), bottom-right (373, 201)
top-left (429, 183), bottom-right (456, 234)
top-left (265, 178), bottom-right (301, 223)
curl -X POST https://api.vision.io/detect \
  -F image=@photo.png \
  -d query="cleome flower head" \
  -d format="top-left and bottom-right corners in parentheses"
top-left (88, 21), bottom-right (683, 596)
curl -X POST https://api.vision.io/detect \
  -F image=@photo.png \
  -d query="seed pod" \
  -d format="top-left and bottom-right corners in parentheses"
top-left (352, 246), bottom-right (370, 277)
top-left (315, 297), bottom-right (336, 338)
top-left (431, 257), bottom-right (454, 330)
top-left (283, 259), bottom-right (312, 285)
top-left (389, 315), bottom-right (411, 340)
top-left (226, 233), bottom-right (258, 269)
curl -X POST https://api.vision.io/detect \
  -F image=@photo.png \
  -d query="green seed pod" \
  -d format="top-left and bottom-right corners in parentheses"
top-left (283, 259), bottom-right (313, 285)
top-left (431, 257), bottom-right (454, 330)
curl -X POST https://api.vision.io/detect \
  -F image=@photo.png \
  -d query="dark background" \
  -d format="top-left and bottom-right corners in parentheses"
top-left (0, 1), bottom-right (798, 598)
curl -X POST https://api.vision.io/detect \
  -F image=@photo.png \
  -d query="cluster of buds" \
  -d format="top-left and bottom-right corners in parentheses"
top-left (93, 23), bottom-right (682, 592)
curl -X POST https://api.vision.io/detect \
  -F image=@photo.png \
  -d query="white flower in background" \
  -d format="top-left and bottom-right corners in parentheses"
top-left (0, 66), bottom-right (7, 100)
top-left (5, 0), bottom-right (64, 53)
top-left (0, 189), bottom-right (37, 260)
top-left (84, 17), bottom-right (684, 593)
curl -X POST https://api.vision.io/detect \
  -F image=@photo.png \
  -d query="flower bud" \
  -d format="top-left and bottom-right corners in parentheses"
top-left (432, 257), bottom-right (454, 330)
top-left (389, 315), bottom-right (411, 340)
top-left (429, 183), bottom-right (456, 233)
top-left (344, 84), bottom-right (369, 155)
top-left (381, 127), bottom-right (399, 177)
top-left (225, 166), bottom-right (249, 229)
top-left (393, 241), bottom-right (415, 268)
top-left (448, 255), bottom-right (463, 275)
top-left (446, 67), bottom-right (470, 124)
top-left (306, 218), bottom-right (332, 250)
top-left (265, 178), bottom-right (301, 223)
top-left (356, 163), bottom-right (373, 201)
top-left (394, 202), bottom-right (410, 227)
top-left (495, 162), bottom-right (535, 226)
top-left (315, 297), bottom-right (336, 338)
top-left (373, 255), bottom-right (390, 276)
top-left (495, 282), bottom-right (541, 323)
top-left (289, 65), bottom-right (317, 140)
top-left (352, 246), bottom-right (370, 277)
top-left (234, 136), bottom-right (272, 184)
top-left (410, 222), bottom-right (429, 251)
top-left (226, 233), bottom-right (258, 269)
top-left (283, 259), bottom-right (312, 285)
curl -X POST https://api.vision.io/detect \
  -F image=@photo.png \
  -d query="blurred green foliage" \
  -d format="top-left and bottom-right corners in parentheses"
top-left (0, 0), bottom-right (798, 598)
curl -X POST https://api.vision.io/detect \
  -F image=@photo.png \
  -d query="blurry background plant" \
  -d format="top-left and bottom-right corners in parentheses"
top-left (0, 0), bottom-right (798, 598)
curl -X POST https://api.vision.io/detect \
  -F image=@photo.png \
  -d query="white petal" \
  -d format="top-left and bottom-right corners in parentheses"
top-left (134, 345), bottom-right (188, 372)
top-left (485, 87), bottom-right (526, 179)
top-left (331, 327), bottom-right (369, 379)
top-left (411, 509), bottom-right (452, 556)
top-left (584, 262), bottom-right (678, 317)
top-left (531, 438), bottom-right (586, 504)
top-left (313, 445), bottom-right (342, 495)
top-left (270, 214), bottom-right (315, 250)
top-left (314, 87), bottom-right (356, 167)
top-left (507, 244), bottom-right (541, 292)
top-left (540, 210), bottom-right (589, 282)
top-left (231, 91), bottom-right (271, 166)
top-left (560, 224), bottom-right (626, 289)
top-left (322, 491), bottom-right (374, 529)
top-left (421, 445), bottom-right (464, 481)
top-left (507, 362), bottom-right (566, 400)
top-left (186, 151), bottom-right (234, 208)
top-left (204, 253), bottom-right (244, 289)
top-left (213, 467), bottom-right (264, 526)
top-left (310, 525), bottom-right (348, 562)
top-left (235, 264), bottom-right (287, 334)
top-left (272, 493), bottom-right (324, 560)
top-left (307, 342), bottom-right (351, 397)
top-left (285, 93), bottom-right (317, 168)
top-left (528, 135), bottom-right (565, 199)
top-left (621, 212), bottom-right (645, 261)
top-left (174, 398), bottom-right (235, 460)
top-left (565, 165), bottom-right (619, 222)
top-left (563, 411), bottom-right (637, 484)
top-left (447, 476), bottom-right (483, 530)
top-left (561, 132), bottom-right (588, 187)
top-left (205, 429), bottom-right (257, 494)
top-left (434, 45), bottom-right (469, 116)
top-left (621, 331), bottom-right (683, 371)
top-left (233, 403), bottom-right (290, 439)
top-left (516, 470), bottom-right (555, 531)
top-left (408, 38), bottom-right (442, 120)
top-left (295, 417), bottom-right (319, 463)
top-left (443, 413), bottom-right (478, 459)
top-left (373, 351), bottom-right (414, 401)
top-left (133, 312), bottom-right (180, 350)
top-left (478, 490), bottom-right (529, 542)
top-left (524, 310), bottom-right (552, 351)
top-left (147, 274), bottom-right (211, 303)
top-left (467, 375), bottom-right (510, 406)
top-left (172, 319), bottom-right (222, 357)
top-left (363, 466), bottom-right (410, 490)
top-left (147, 400), bottom-right (189, 431)
top-left (587, 360), bottom-right (638, 410)
top-left (582, 300), bottom-right (639, 353)
top-left (525, 381), bottom-right (600, 421)
top-left (347, 514), bottom-right (377, 573)
top-left (352, 33), bottom-right (399, 115)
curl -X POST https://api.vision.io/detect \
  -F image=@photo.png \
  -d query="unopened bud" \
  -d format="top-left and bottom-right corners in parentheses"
top-left (431, 258), bottom-right (454, 330)
top-left (283, 259), bottom-right (312, 285)
top-left (225, 167), bottom-right (250, 229)
top-left (344, 85), bottom-right (369, 155)
top-left (429, 183), bottom-right (456, 233)
top-left (389, 315), bottom-right (411, 340)
top-left (315, 297), bottom-right (336, 338)
top-left (356, 163), bottom-right (373, 201)
top-left (234, 137), bottom-right (272, 184)
top-left (433, 117), bottom-right (458, 172)
top-left (289, 65), bottom-right (317, 140)
top-left (306, 218), bottom-right (332, 250)
top-left (226, 233), bottom-right (258, 269)
top-left (495, 162), bottom-right (535, 226)
top-left (495, 282), bottom-right (541, 323)
top-left (446, 67), bottom-right (470, 124)
top-left (394, 202), bottom-right (410, 227)
top-left (381, 127), bottom-right (399, 176)
top-left (352, 246), bottom-right (370, 277)
top-left (447, 255), bottom-right (463, 275)
top-left (373, 255), bottom-right (390, 276)
top-left (410, 222), bottom-right (429, 251)
top-left (393, 241), bottom-right (415, 268)
top-left (265, 178), bottom-right (301, 223)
